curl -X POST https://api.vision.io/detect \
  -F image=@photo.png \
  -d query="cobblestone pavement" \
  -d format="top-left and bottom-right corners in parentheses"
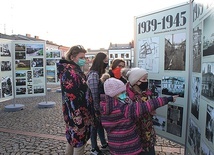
top-left (0, 84), bottom-right (184, 155)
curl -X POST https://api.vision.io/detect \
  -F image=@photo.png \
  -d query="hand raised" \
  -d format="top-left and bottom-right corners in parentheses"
top-left (172, 95), bottom-right (179, 102)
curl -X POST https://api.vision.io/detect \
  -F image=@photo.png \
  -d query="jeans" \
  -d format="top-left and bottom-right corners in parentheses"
top-left (90, 121), bottom-right (107, 149)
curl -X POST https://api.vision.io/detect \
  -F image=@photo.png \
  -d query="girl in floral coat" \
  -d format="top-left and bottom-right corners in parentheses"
top-left (57, 45), bottom-right (92, 155)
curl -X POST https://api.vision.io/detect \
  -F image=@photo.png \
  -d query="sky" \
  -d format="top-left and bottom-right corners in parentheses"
top-left (0, 0), bottom-right (190, 49)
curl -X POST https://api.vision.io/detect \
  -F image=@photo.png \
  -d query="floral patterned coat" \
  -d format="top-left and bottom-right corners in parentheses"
top-left (57, 59), bottom-right (91, 147)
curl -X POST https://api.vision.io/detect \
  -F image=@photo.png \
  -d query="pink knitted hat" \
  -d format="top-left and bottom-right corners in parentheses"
top-left (104, 78), bottom-right (126, 97)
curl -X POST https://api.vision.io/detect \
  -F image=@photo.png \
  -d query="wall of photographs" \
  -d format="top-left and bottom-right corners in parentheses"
top-left (46, 50), bottom-right (61, 84)
top-left (14, 41), bottom-right (46, 98)
top-left (186, 1), bottom-right (214, 155)
top-left (135, 3), bottom-right (190, 145)
top-left (135, 1), bottom-right (214, 154)
top-left (0, 39), bottom-right (13, 102)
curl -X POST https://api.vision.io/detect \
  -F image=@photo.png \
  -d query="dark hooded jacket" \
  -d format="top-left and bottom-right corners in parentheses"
top-left (57, 59), bottom-right (91, 147)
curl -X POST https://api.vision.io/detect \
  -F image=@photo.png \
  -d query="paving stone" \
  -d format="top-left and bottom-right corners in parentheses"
top-left (155, 146), bottom-right (162, 152)
top-left (0, 84), bottom-right (185, 154)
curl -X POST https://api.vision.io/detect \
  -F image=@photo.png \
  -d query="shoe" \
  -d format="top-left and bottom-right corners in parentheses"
top-left (90, 148), bottom-right (104, 155)
top-left (101, 143), bottom-right (109, 151)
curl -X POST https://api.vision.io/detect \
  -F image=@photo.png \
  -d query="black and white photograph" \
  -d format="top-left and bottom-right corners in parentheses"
top-left (0, 44), bottom-right (11, 57)
top-left (191, 76), bottom-right (201, 119)
top-left (162, 76), bottom-right (185, 98)
top-left (34, 86), bottom-right (44, 94)
top-left (201, 140), bottom-right (214, 155)
top-left (16, 87), bottom-right (26, 95)
top-left (153, 115), bottom-right (166, 131)
top-left (0, 86), bottom-right (1, 98)
top-left (27, 71), bottom-right (32, 82)
top-left (46, 50), bottom-right (61, 58)
top-left (31, 58), bottom-right (43, 67)
top-left (148, 79), bottom-right (161, 98)
top-left (164, 33), bottom-right (186, 70)
top-left (167, 105), bottom-right (183, 137)
top-left (27, 85), bottom-right (33, 94)
top-left (15, 60), bottom-right (31, 70)
top-left (202, 62), bottom-right (214, 101)
top-left (33, 68), bottom-right (44, 78)
top-left (205, 104), bottom-right (214, 143)
top-left (47, 59), bottom-right (57, 66)
top-left (26, 44), bottom-right (44, 56)
top-left (188, 119), bottom-right (201, 155)
top-left (16, 78), bottom-right (26, 86)
top-left (193, 23), bottom-right (202, 73)
top-left (15, 51), bottom-right (26, 59)
top-left (138, 37), bottom-right (159, 73)
top-left (15, 44), bottom-right (26, 51)
top-left (1, 61), bottom-right (12, 71)
top-left (1, 76), bottom-right (12, 98)
top-left (203, 10), bottom-right (214, 57)
top-left (16, 71), bottom-right (26, 78)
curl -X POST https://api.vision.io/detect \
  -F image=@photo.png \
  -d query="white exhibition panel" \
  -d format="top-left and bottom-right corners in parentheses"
top-left (46, 50), bottom-right (61, 84)
top-left (135, 3), bottom-right (190, 146)
top-left (0, 39), bottom-right (13, 102)
top-left (187, 0), bottom-right (214, 155)
top-left (134, 1), bottom-right (214, 154)
top-left (13, 40), bottom-right (46, 98)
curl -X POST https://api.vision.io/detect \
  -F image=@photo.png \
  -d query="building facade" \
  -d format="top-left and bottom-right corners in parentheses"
top-left (108, 42), bottom-right (134, 68)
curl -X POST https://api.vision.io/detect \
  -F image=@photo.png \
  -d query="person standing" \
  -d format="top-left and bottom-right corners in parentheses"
top-left (100, 77), bottom-right (177, 155)
top-left (124, 67), bottom-right (160, 155)
top-left (57, 45), bottom-right (91, 155)
top-left (108, 58), bottom-right (127, 84)
top-left (86, 52), bottom-right (109, 155)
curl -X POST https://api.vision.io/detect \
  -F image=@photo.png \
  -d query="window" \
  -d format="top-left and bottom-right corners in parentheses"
top-left (110, 54), bottom-right (113, 58)
top-left (115, 54), bottom-right (118, 58)
top-left (126, 53), bottom-right (129, 58)
top-left (121, 54), bottom-right (124, 58)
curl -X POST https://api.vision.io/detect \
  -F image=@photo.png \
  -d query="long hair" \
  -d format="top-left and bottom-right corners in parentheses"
top-left (90, 52), bottom-right (107, 77)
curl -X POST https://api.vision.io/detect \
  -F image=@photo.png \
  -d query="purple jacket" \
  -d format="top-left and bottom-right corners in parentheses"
top-left (100, 94), bottom-right (172, 155)
top-left (126, 82), bottom-right (159, 151)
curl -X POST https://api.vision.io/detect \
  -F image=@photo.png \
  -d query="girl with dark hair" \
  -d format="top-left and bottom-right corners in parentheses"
top-left (86, 52), bottom-right (109, 155)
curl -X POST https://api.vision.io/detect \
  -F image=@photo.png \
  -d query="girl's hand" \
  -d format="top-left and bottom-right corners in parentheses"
top-left (150, 110), bottom-right (156, 115)
top-left (172, 95), bottom-right (179, 102)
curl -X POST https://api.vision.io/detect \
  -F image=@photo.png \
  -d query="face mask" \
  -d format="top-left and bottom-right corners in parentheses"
top-left (112, 67), bottom-right (122, 79)
top-left (138, 82), bottom-right (148, 91)
top-left (103, 62), bottom-right (108, 68)
top-left (118, 92), bottom-right (127, 100)
top-left (77, 58), bottom-right (86, 66)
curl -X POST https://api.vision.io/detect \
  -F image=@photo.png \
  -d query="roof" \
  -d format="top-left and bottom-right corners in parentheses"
top-left (109, 42), bottom-right (133, 50)
top-left (0, 33), bottom-right (59, 46)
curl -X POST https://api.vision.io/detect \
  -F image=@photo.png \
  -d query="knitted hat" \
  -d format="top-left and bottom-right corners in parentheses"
top-left (126, 67), bottom-right (148, 86)
top-left (104, 78), bottom-right (126, 97)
